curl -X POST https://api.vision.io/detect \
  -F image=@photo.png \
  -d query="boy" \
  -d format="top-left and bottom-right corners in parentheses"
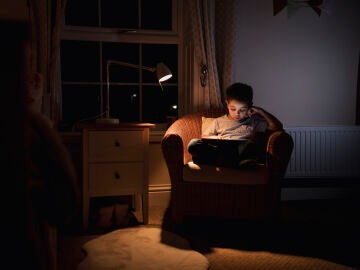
top-left (188, 82), bottom-right (283, 168)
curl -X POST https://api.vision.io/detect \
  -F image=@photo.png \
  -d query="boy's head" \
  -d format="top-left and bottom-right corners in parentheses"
top-left (225, 83), bottom-right (253, 105)
top-left (225, 83), bottom-right (253, 121)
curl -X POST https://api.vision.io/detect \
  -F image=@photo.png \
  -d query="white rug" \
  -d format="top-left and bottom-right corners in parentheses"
top-left (77, 226), bottom-right (209, 270)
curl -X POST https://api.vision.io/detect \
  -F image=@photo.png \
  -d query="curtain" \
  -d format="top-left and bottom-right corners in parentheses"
top-left (27, 0), bottom-right (66, 127)
top-left (183, 0), bottom-right (239, 114)
top-left (215, 0), bottom-right (240, 99)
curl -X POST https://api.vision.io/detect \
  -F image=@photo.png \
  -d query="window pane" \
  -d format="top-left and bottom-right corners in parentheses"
top-left (101, 0), bottom-right (138, 28)
top-left (102, 42), bottom-right (139, 83)
top-left (142, 44), bottom-right (178, 83)
top-left (142, 85), bottom-right (177, 123)
top-left (61, 85), bottom-right (100, 129)
top-left (142, 0), bottom-right (172, 30)
top-left (109, 86), bottom-right (139, 122)
top-left (61, 40), bottom-right (100, 82)
top-left (65, 0), bottom-right (99, 26)
top-left (162, 86), bottom-right (178, 118)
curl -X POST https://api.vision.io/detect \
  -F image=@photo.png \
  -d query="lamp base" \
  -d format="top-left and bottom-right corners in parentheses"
top-left (96, 118), bottom-right (120, 125)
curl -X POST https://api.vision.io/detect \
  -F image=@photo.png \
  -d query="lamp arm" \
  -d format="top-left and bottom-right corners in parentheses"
top-left (101, 59), bottom-right (170, 122)
top-left (105, 60), bottom-right (156, 118)
top-left (107, 60), bottom-right (156, 72)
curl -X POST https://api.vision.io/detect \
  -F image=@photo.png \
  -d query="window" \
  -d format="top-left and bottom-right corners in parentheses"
top-left (60, 0), bottom-right (179, 130)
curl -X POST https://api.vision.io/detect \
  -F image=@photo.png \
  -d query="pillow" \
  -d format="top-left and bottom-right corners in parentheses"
top-left (201, 117), bottom-right (215, 135)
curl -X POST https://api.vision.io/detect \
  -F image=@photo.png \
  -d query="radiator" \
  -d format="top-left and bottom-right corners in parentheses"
top-left (284, 126), bottom-right (360, 178)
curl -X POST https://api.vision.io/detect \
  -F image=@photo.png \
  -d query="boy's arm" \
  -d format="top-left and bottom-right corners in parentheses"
top-left (249, 106), bottom-right (283, 131)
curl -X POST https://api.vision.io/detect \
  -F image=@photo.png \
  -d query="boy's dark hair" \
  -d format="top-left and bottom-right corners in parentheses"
top-left (225, 83), bottom-right (253, 106)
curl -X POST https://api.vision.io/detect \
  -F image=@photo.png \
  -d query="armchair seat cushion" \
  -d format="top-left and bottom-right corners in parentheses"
top-left (183, 162), bottom-right (269, 185)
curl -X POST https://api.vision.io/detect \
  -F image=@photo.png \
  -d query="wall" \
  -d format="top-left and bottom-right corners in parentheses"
top-left (234, 0), bottom-right (360, 126)
top-left (148, 132), bottom-right (171, 215)
top-left (149, 131), bottom-right (171, 189)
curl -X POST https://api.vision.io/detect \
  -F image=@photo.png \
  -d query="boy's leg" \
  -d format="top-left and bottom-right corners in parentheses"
top-left (216, 141), bottom-right (240, 168)
top-left (238, 141), bottom-right (257, 160)
top-left (237, 141), bottom-right (258, 169)
top-left (216, 140), bottom-right (257, 168)
top-left (188, 138), bottom-right (219, 165)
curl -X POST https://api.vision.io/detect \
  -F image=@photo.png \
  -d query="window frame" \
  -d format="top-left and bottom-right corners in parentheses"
top-left (60, 0), bottom-right (183, 130)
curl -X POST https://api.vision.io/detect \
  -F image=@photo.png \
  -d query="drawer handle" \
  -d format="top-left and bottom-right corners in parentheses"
top-left (114, 171), bottom-right (120, 179)
top-left (114, 140), bottom-right (120, 147)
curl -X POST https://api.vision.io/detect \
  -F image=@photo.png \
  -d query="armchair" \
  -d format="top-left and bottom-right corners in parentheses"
top-left (161, 108), bottom-right (293, 225)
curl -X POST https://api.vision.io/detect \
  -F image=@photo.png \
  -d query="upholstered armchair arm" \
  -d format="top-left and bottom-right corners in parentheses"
top-left (266, 130), bottom-right (294, 180)
top-left (161, 133), bottom-right (184, 187)
top-left (161, 114), bottom-right (202, 186)
top-left (163, 114), bottom-right (202, 163)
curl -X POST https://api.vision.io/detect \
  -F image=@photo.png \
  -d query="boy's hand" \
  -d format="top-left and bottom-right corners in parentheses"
top-left (249, 106), bottom-right (283, 131)
top-left (248, 106), bottom-right (263, 117)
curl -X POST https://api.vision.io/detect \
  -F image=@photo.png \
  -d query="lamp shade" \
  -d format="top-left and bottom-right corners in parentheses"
top-left (156, 62), bottom-right (172, 82)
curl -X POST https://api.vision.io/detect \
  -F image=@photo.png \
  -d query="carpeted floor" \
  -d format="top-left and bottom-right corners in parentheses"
top-left (58, 198), bottom-right (360, 270)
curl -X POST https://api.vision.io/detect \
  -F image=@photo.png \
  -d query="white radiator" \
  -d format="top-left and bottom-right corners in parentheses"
top-left (284, 126), bottom-right (360, 178)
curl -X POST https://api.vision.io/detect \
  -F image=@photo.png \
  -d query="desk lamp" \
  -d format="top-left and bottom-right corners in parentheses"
top-left (96, 60), bottom-right (172, 125)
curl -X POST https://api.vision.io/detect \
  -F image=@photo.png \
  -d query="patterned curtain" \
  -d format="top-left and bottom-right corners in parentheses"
top-left (215, 0), bottom-right (240, 99)
top-left (27, 0), bottom-right (66, 127)
top-left (183, 0), bottom-right (239, 113)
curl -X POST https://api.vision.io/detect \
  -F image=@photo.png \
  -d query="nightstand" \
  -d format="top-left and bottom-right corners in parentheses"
top-left (80, 123), bottom-right (154, 231)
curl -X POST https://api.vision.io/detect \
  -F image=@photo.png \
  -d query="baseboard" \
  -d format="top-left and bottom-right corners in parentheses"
top-left (148, 184), bottom-right (171, 193)
top-left (281, 177), bottom-right (359, 201)
top-left (281, 187), bottom-right (356, 201)
top-left (147, 182), bottom-right (359, 203)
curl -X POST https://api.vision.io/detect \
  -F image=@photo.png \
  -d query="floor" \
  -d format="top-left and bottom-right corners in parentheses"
top-left (57, 197), bottom-right (360, 270)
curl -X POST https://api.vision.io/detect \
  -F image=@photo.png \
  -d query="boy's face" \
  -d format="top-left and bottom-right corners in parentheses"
top-left (226, 99), bottom-right (250, 121)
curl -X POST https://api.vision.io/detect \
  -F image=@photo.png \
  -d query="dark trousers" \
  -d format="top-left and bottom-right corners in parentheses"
top-left (187, 138), bottom-right (257, 168)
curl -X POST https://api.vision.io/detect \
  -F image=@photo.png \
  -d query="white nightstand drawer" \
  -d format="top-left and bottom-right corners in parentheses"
top-left (88, 163), bottom-right (144, 196)
top-left (88, 131), bottom-right (144, 162)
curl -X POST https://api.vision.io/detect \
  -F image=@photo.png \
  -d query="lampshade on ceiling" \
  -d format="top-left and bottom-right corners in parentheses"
top-left (156, 62), bottom-right (172, 82)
